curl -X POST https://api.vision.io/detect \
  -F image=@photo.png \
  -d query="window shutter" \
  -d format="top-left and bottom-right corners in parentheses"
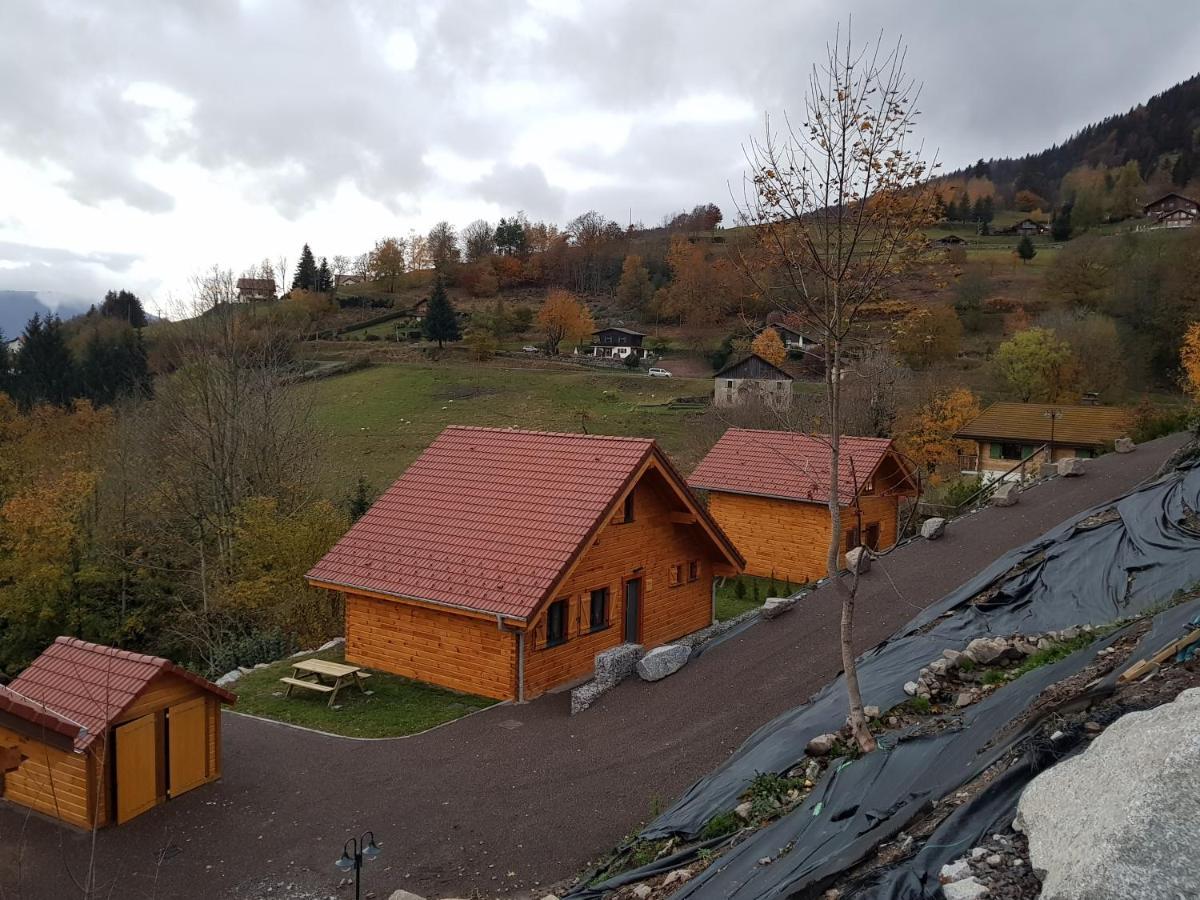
top-left (1021, 445), bottom-right (1034, 459)
top-left (989, 443), bottom-right (1003, 460)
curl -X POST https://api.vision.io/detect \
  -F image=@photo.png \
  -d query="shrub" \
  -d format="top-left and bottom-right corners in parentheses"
top-left (622, 352), bottom-right (641, 369)
top-left (700, 811), bottom-right (740, 840)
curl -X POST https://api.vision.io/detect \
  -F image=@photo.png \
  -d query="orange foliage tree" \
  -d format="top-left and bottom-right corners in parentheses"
top-left (896, 387), bottom-right (981, 484)
top-left (1181, 321), bottom-right (1200, 401)
top-left (892, 307), bottom-right (962, 369)
top-left (537, 289), bottom-right (595, 355)
top-left (750, 327), bottom-right (787, 367)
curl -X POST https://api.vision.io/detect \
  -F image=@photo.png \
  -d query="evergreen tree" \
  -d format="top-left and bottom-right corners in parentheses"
top-left (1172, 151), bottom-right (1193, 188)
top-left (317, 257), bottom-right (333, 292)
top-left (79, 325), bottom-right (151, 406)
top-left (99, 289), bottom-right (149, 328)
top-left (960, 190), bottom-right (971, 221)
top-left (421, 276), bottom-right (461, 348)
top-left (1017, 235), bottom-right (1037, 264)
top-left (346, 475), bottom-right (373, 520)
top-left (1051, 203), bottom-right (1074, 241)
top-left (292, 244), bottom-right (318, 291)
top-left (14, 314), bottom-right (77, 407)
top-left (979, 196), bottom-right (995, 224)
top-left (971, 196), bottom-right (985, 222)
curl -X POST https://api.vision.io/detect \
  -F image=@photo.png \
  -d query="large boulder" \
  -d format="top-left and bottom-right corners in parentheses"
top-left (845, 546), bottom-right (871, 574)
top-left (594, 643), bottom-right (642, 685)
top-left (1015, 687), bottom-right (1200, 900)
top-left (636, 644), bottom-right (690, 682)
top-left (1114, 437), bottom-right (1136, 454)
top-left (991, 481), bottom-right (1019, 507)
top-left (1057, 457), bottom-right (1086, 477)
top-left (762, 596), bottom-right (796, 619)
top-left (964, 637), bottom-right (1008, 665)
top-left (920, 517), bottom-right (947, 540)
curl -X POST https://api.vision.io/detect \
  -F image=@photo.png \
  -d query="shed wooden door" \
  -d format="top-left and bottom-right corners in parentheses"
top-left (115, 714), bottom-right (159, 824)
top-left (167, 697), bottom-right (208, 798)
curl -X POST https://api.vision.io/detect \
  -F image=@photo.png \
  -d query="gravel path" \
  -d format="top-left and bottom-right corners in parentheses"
top-left (0, 433), bottom-right (1188, 900)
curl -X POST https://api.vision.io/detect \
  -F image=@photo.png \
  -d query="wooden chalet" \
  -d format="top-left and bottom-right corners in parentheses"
top-left (591, 327), bottom-right (648, 359)
top-left (953, 401), bottom-right (1131, 476)
top-left (236, 277), bottom-right (276, 301)
top-left (0, 638), bottom-right (235, 828)
top-left (307, 427), bottom-right (744, 702)
top-left (713, 353), bottom-right (794, 409)
top-left (1143, 192), bottom-right (1199, 221)
top-left (688, 429), bottom-right (918, 584)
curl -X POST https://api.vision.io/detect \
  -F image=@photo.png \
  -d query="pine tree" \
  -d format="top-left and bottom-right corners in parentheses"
top-left (99, 289), bottom-right (149, 328)
top-left (15, 314), bottom-right (77, 407)
top-left (1172, 151), bottom-right (1193, 188)
top-left (292, 244), bottom-right (318, 291)
top-left (1017, 235), bottom-right (1037, 264)
top-left (979, 196), bottom-right (995, 224)
top-left (421, 276), bottom-right (461, 348)
top-left (1051, 203), bottom-right (1074, 241)
top-left (317, 257), bottom-right (333, 292)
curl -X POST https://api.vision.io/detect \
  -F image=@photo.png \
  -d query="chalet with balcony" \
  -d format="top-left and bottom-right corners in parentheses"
top-left (1143, 192), bottom-right (1199, 223)
top-left (592, 327), bottom-right (648, 359)
top-left (236, 277), bottom-right (276, 301)
top-left (954, 401), bottom-right (1131, 478)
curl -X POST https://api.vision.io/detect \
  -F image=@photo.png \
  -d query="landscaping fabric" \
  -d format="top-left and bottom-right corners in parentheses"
top-left (569, 459), bottom-right (1200, 899)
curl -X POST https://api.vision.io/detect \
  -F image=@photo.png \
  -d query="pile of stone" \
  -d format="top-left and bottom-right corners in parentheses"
top-left (902, 629), bottom-right (1092, 707)
top-left (939, 831), bottom-right (1041, 900)
top-left (570, 643), bottom-right (643, 715)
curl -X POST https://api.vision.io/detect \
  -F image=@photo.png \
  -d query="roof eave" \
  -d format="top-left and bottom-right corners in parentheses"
top-left (305, 576), bottom-right (531, 624)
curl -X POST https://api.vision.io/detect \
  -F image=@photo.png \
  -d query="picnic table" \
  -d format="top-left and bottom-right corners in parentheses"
top-left (281, 658), bottom-right (372, 708)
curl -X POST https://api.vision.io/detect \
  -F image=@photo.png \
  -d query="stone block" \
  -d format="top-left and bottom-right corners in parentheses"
top-left (762, 596), bottom-right (796, 619)
top-left (635, 644), bottom-right (690, 682)
top-left (991, 481), bottom-right (1019, 507)
top-left (1114, 437), bottom-right (1135, 454)
top-left (594, 643), bottom-right (642, 685)
top-left (920, 517), bottom-right (947, 540)
top-left (845, 546), bottom-right (871, 574)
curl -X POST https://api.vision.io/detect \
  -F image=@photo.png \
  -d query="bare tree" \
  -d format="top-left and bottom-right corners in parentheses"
top-left (274, 255), bottom-right (289, 295)
top-left (330, 254), bottom-right (351, 287)
top-left (461, 219), bottom-right (495, 262)
top-left (737, 26), bottom-right (936, 751)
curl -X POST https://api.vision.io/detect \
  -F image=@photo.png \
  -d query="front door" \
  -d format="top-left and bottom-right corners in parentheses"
top-left (623, 577), bottom-right (642, 643)
top-left (115, 714), bottom-right (159, 824)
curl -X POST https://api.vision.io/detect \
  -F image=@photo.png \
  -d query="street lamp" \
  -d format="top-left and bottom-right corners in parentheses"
top-left (335, 831), bottom-right (382, 900)
top-left (1043, 408), bottom-right (1062, 462)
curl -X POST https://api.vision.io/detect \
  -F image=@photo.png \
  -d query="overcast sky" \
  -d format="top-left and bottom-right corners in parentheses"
top-left (3, 0), bottom-right (1199, 314)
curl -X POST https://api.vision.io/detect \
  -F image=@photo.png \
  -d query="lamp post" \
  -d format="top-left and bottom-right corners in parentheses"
top-left (1043, 408), bottom-right (1062, 462)
top-left (335, 831), bottom-right (382, 900)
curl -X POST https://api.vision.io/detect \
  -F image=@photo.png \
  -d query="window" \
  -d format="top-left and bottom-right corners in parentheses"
top-left (687, 560), bottom-right (699, 582)
top-left (726, 379), bottom-right (734, 388)
top-left (999, 443), bottom-right (1023, 461)
top-left (844, 526), bottom-right (860, 552)
top-left (621, 492), bottom-right (635, 523)
top-left (1077, 448), bottom-right (1094, 459)
top-left (588, 588), bottom-right (609, 631)
top-left (668, 564), bottom-right (683, 587)
top-left (864, 522), bottom-right (881, 551)
top-left (546, 599), bottom-right (568, 647)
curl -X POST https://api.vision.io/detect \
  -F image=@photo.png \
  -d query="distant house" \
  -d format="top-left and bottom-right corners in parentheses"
top-left (1152, 207), bottom-right (1197, 229)
top-left (591, 327), bottom-right (648, 359)
top-left (713, 353), bottom-right (794, 409)
top-left (236, 277), bottom-right (276, 301)
top-left (335, 273), bottom-right (366, 287)
top-left (1014, 218), bottom-right (1045, 235)
top-left (1143, 192), bottom-right (1200, 221)
top-left (933, 234), bottom-right (967, 247)
top-left (689, 429), bottom-right (918, 583)
top-left (761, 322), bottom-right (818, 351)
top-left (307, 427), bottom-right (743, 701)
top-left (953, 401), bottom-right (1131, 478)
top-left (0, 638), bottom-right (235, 828)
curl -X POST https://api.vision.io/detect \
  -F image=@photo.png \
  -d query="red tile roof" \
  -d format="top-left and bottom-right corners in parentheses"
top-left (307, 426), bottom-right (738, 620)
top-left (0, 683), bottom-right (83, 745)
top-left (9, 638), bottom-right (235, 751)
top-left (688, 428), bottom-right (896, 505)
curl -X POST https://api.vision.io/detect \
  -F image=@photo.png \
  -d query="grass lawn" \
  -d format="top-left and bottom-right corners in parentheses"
top-left (300, 360), bottom-right (714, 496)
top-left (715, 574), bottom-right (806, 621)
top-left (232, 648), bottom-right (496, 738)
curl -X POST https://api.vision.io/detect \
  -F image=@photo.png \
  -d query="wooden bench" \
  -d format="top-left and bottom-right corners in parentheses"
top-left (281, 676), bottom-right (335, 697)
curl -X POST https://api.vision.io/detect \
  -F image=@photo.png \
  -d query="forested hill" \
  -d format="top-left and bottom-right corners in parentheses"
top-left (946, 72), bottom-right (1200, 208)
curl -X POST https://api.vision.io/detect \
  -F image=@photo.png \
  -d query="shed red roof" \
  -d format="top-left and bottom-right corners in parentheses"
top-left (0, 683), bottom-right (83, 745)
top-left (307, 426), bottom-right (739, 620)
top-left (688, 428), bottom-right (897, 505)
top-left (9, 638), bottom-right (235, 750)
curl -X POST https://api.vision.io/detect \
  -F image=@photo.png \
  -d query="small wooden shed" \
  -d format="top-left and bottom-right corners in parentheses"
top-left (0, 638), bottom-right (235, 828)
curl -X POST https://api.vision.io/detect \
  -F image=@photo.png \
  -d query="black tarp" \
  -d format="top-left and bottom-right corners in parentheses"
top-left (569, 459), bottom-right (1200, 900)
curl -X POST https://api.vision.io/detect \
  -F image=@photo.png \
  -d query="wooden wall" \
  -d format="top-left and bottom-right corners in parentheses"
top-left (707, 491), bottom-right (901, 584)
top-left (345, 593), bottom-right (517, 701)
top-left (0, 724), bottom-right (92, 828)
top-left (523, 468), bottom-right (716, 699)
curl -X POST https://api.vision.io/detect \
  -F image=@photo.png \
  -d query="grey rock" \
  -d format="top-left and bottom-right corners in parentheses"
top-left (955, 692), bottom-right (974, 708)
top-left (903, 681), bottom-right (919, 697)
top-left (1059, 625), bottom-right (1082, 641)
top-left (991, 481), bottom-right (1020, 507)
top-left (939, 858), bottom-right (973, 883)
top-left (1012, 639), bottom-right (1039, 656)
top-left (928, 658), bottom-right (950, 677)
top-left (1114, 437), bottom-right (1135, 454)
top-left (757, 857), bottom-right (772, 866)
top-left (920, 517), bottom-right (947, 540)
top-left (735, 801), bottom-right (754, 821)
top-left (631, 886), bottom-right (652, 900)
top-left (970, 847), bottom-right (987, 860)
top-left (845, 546), bottom-right (871, 574)
top-left (594, 643), bottom-right (643, 684)
top-left (1017, 686), bottom-right (1200, 900)
top-left (388, 892), bottom-right (426, 900)
top-left (762, 596), bottom-right (796, 619)
top-left (987, 854), bottom-right (1003, 866)
top-left (942, 878), bottom-right (988, 900)
top-left (636, 644), bottom-right (690, 682)
top-left (965, 637), bottom-right (1007, 665)
top-left (253, 662), bottom-right (269, 670)
top-left (942, 649), bottom-right (964, 666)
top-left (215, 669), bottom-right (242, 687)
top-left (662, 869), bottom-right (691, 887)
top-left (806, 732), bottom-right (839, 756)
top-left (1057, 457), bottom-right (1086, 476)
top-left (317, 636), bottom-right (346, 652)
top-left (863, 705), bottom-right (880, 720)
top-left (569, 680), bottom-right (608, 716)
top-left (1036, 637), bottom-right (1054, 651)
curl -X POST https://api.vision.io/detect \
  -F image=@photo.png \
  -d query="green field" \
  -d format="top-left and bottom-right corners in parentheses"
top-left (302, 361), bottom-right (714, 498)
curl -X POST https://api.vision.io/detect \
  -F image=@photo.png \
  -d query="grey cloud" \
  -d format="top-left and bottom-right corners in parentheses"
top-left (0, 241), bottom-right (149, 302)
top-left (475, 163), bottom-right (566, 221)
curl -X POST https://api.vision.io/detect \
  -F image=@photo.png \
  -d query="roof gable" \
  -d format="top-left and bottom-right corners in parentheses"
top-left (688, 428), bottom-right (900, 505)
top-left (307, 427), bottom-right (738, 620)
top-left (715, 353), bottom-right (794, 381)
top-left (954, 402), bottom-right (1131, 448)
top-left (9, 638), bottom-right (235, 750)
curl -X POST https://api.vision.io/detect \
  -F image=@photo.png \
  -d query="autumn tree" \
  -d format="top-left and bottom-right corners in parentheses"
top-left (751, 327), bottom-right (787, 367)
top-left (462, 219), bottom-right (495, 262)
top-left (896, 387), bottom-right (981, 484)
top-left (663, 236), bottom-right (724, 326)
top-left (537, 290), bottom-right (594, 355)
top-left (1038, 308), bottom-right (1124, 397)
top-left (892, 306), bottom-right (962, 369)
top-left (737, 27), bottom-right (936, 751)
top-left (370, 237), bottom-right (407, 292)
top-left (994, 327), bottom-right (1079, 401)
top-left (616, 254), bottom-right (654, 313)
top-left (1181, 321), bottom-right (1200, 402)
top-left (422, 276), bottom-right (461, 348)
top-left (1014, 189), bottom-right (1047, 212)
top-left (426, 221), bottom-right (460, 269)
top-left (954, 269), bottom-right (990, 331)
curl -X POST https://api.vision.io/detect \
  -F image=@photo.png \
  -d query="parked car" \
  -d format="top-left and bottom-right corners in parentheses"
top-left (648, 367), bottom-right (672, 378)
top-left (522, 345), bottom-right (539, 353)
